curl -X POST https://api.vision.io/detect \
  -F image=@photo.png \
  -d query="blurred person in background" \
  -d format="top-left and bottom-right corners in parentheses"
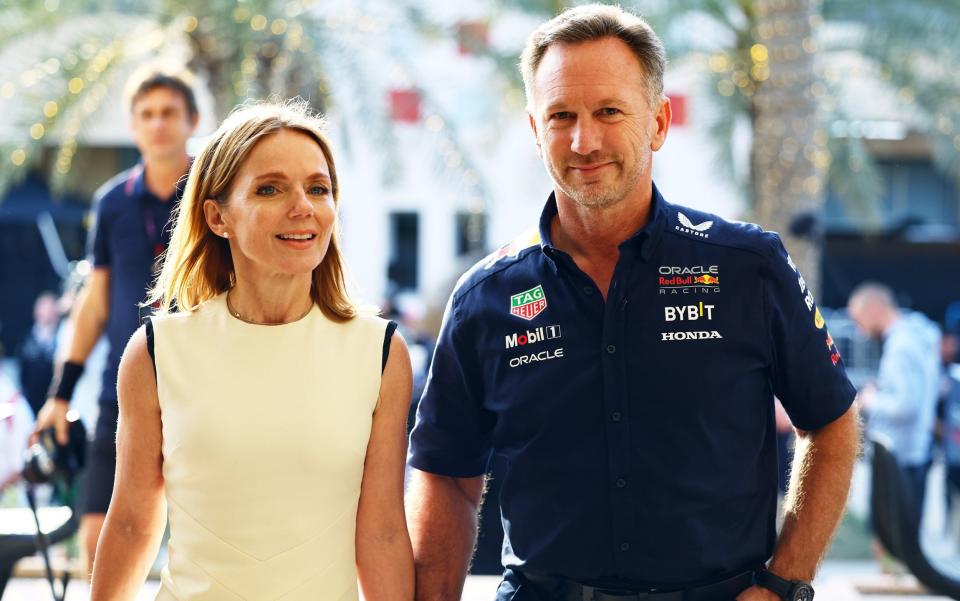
top-left (938, 304), bottom-right (960, 540)
top-left (90, 102), bottom-right (413, 601)
top-left (391, 293), bottom-right (435, 430)
top-left (56, 262), bottom-right (112, 428)
top-left (17, 291), bottom-right (60, 416)
top-left (0, 349), bottom-right (33, 493)
top-left (32, 67), bottom-right (199, 572)
top-left (407, 5), bottom-right (859, 601)
top-left (847, 282), bottom-right (941, 520)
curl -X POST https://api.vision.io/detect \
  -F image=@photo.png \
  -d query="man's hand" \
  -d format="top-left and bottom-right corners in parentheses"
top-left (737, 584), bottom-right (782, 600)
top-left (32, 398), bottom-right (70, 445)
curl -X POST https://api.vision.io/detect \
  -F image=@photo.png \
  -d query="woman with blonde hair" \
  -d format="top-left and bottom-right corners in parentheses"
top-left (90, 101), bottom-right (414, 600)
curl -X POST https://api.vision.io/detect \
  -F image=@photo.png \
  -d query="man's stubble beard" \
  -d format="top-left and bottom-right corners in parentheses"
top-left (547, 152), bottom-right (648, 211)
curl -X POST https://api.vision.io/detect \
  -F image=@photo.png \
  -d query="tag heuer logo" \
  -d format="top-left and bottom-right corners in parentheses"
top-left (510, 285), bottom-right (547, 320)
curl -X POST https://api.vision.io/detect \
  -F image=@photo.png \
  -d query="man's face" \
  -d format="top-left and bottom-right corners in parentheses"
top-left (941, 334), bottom-right (958, 365)
top-left (130, 86), bottom-right (196, 162)
top-left (848, 298), bottom-right (881, 339)
top-left (528, 37), bottom-right (669, 210)
top-left (33, 293), bottom-right (58, 326)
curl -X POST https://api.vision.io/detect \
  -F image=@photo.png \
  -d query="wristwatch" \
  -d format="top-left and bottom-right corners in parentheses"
top-left (755, 570), bottom-right (815, 601)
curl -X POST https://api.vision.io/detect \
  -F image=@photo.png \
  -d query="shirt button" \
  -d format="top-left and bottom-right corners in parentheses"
top-left (606, 344), bottom-right (616, 354)
top-left (616, 478), bottom-right (627, 488)
top-left (583, 286), bottom-right (594, 295)
top-left (611, 411), bottom-right (622, 422)
top-left (620, 542), bottom-right (630, 552)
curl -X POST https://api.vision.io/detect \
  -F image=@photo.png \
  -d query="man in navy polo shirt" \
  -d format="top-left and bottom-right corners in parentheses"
top-left (33, 69), bottom-right (198, 571)
top-left (407, 5), bottom-right (860, 601)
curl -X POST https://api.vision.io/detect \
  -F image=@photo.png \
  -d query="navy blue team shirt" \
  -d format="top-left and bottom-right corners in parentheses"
top-left (409, 183), bottom-right (856, 587)
top-left (89, 164), bottom-right (180, 405)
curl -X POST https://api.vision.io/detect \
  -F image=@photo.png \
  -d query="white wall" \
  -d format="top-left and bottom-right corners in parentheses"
top-left (2, 4), bottom-right (747, 310)
top-left (334, 49), bottom-right (747, 306)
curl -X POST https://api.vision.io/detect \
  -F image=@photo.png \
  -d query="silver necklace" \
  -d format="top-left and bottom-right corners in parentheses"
top-left (226, 291), bottom-right (312, 325)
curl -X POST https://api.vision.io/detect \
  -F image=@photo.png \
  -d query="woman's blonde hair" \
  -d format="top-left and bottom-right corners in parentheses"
top-left (147, 100), bottom-right (357, 322)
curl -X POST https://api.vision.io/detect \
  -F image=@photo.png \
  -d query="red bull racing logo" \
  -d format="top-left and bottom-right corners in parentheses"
top-left (658, 265), bottom-right (720, 295)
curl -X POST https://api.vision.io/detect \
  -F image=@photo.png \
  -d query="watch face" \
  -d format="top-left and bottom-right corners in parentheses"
top-left (792, 583), bottom-right (815, 601)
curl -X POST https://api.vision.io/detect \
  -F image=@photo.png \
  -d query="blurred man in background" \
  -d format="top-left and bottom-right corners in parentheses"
top-left (17, 291), bottom-right (60, 416)
top-left (938, 305), bottom-right (960, 541)
top-left (32, 68), bottom-right (198, 572)
top-left (848, 282), bottom-right (941, 519)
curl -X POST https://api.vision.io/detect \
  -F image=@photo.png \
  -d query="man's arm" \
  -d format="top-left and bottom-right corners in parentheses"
top-left (406, 469), bottom-right (485, 601)
top-left (33, 268), bottom-right (110, 443)
top-left (62, 267), bottom-right (112, 363)
top-left (738, 403), bottom-right (861, 600)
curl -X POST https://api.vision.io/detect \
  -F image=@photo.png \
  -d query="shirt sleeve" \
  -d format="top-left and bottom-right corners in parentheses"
top-left (87, 192), bottom-right (111, 267)
top-left (763, 233), bottom-right (857, 430)
top-left (408, 293), bottom-right (495, 477)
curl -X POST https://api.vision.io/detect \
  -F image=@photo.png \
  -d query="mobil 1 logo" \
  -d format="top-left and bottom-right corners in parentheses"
top-left (505, 325), bottom-right (562, 349)
top-left (505, 324), bottom-right (564, 368)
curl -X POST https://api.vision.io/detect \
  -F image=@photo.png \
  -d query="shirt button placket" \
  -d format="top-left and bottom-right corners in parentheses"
top-left (601, 268), bottom-right (632, 573)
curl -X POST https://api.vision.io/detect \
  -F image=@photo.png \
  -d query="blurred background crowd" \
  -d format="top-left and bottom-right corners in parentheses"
top-left (0, 0), bottom-right (958, 597)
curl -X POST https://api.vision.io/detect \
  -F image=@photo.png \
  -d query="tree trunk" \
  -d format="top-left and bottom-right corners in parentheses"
top-left (750, 0), bottom-right (827, 295)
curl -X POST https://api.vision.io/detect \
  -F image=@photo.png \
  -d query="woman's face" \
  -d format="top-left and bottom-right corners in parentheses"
top-left (205, 128), bottom-right (336, 285)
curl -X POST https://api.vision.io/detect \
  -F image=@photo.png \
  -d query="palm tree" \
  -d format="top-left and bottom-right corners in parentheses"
top-left (0, 0), bottom-right (490, 239)
top-left (422, 0), bottom-right (960, 291)
top-left (749, 0), bottom-right (824, 291)
top-left (649, 0), bottom-right (960, 291)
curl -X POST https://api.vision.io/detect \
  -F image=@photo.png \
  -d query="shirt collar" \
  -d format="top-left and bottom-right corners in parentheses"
top-left (537, 181), bottom-right (668, 264)
top-left (123, 163), bottom-right (147, 199)
top-left (127, 161), bottom-right (192, 202)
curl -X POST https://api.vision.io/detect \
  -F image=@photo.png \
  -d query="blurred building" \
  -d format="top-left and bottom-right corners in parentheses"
top-left (0, 1), bottom-right (957, 348)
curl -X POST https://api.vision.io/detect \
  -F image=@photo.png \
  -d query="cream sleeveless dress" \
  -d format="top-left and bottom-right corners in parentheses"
top-left (150, 293), bottom-right (388, 600)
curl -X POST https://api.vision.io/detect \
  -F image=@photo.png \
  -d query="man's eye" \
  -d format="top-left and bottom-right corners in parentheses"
top-left (256, 184), bottom-right (278, 195)
top-left (600, 108), bottom-right (621, 116)
top-left (552, 111), bottom-right (573, 120)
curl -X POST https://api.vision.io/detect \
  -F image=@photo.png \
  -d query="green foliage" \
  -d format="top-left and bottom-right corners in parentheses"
top-left (651, 0), bottom-right (960, 216)
top-left (0, 0), bottom-right (484, 208)
top-left (451, 0), bottom-right (959, 220)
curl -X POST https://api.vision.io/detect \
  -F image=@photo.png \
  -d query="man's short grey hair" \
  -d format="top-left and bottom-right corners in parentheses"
top-left (849, 282), bottom-right (897, 309)
top-left (519, 4), bottom-right (667, 111)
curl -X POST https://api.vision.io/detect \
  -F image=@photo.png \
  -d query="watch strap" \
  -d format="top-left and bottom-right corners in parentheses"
top-left (755, 569), bottom-right (792, 599)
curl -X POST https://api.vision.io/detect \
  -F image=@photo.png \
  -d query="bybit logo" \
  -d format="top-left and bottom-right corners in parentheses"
top-left (664, 302), bottom-right (715, 322)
